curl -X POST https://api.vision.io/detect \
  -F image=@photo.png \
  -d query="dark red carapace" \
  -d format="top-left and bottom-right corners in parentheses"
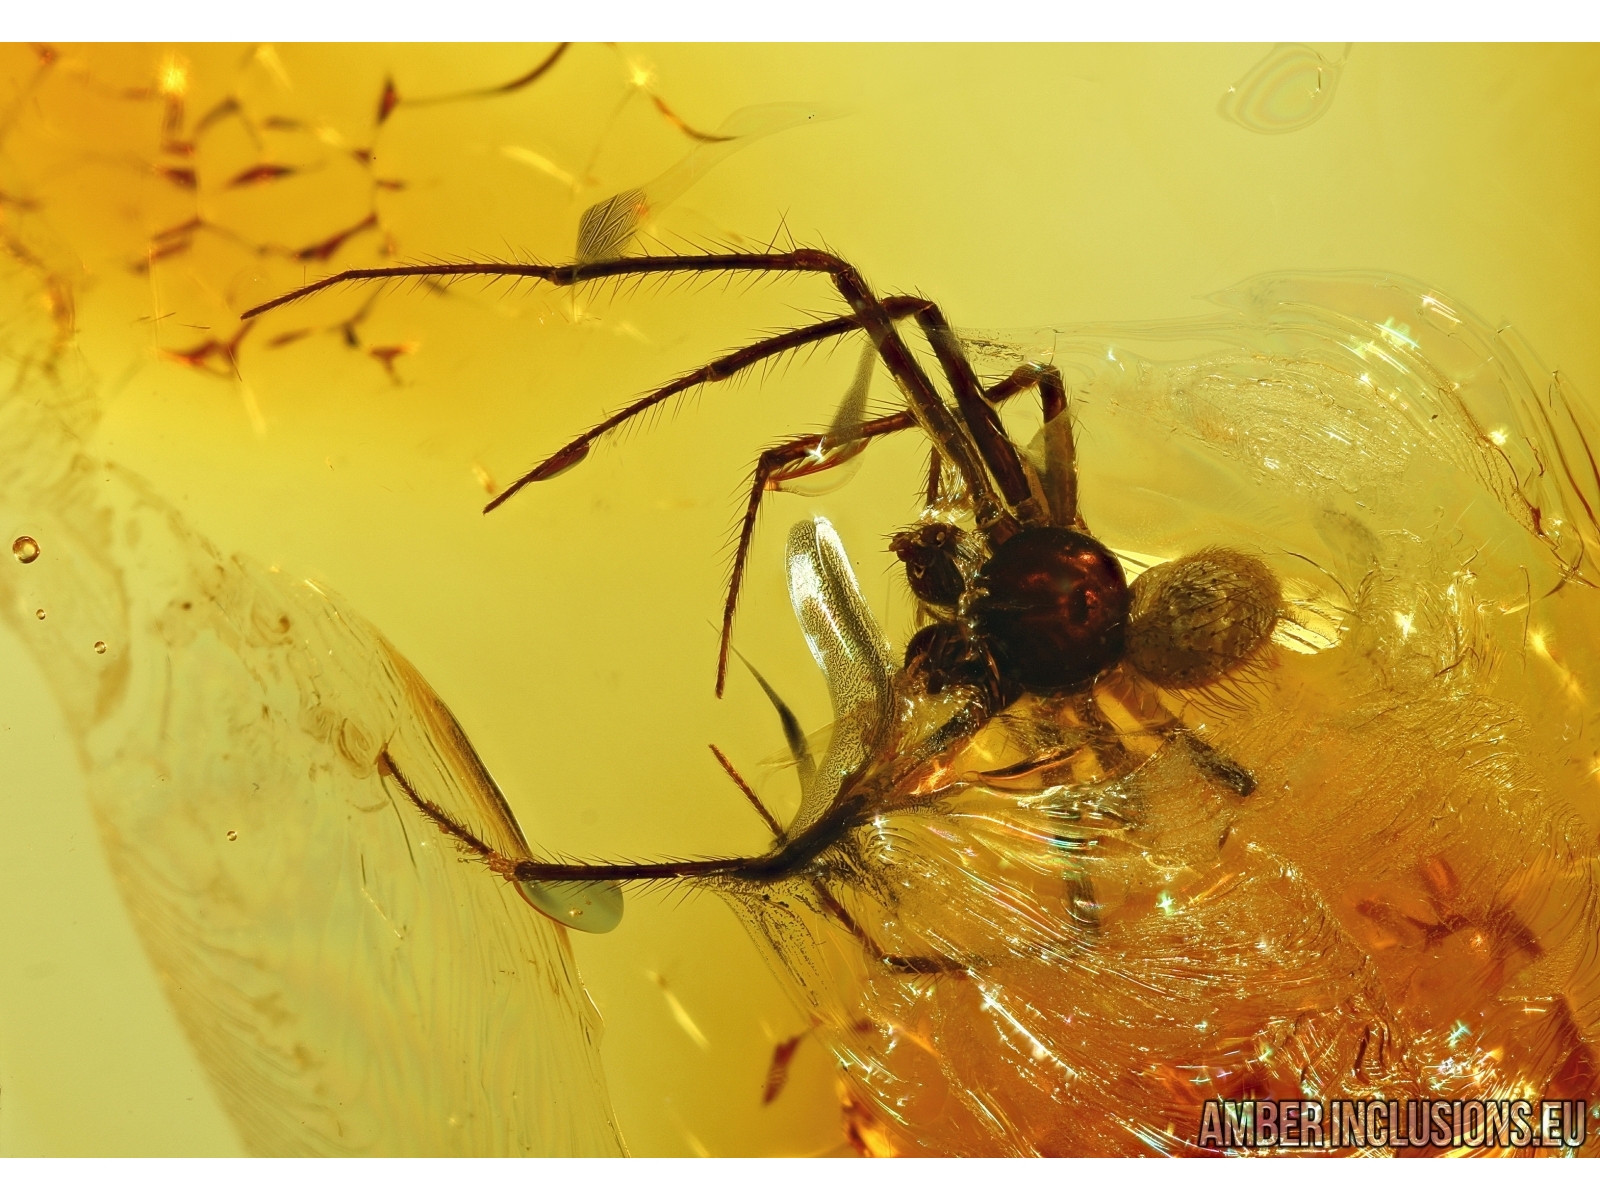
top-left (971, 527), bottom-right (1129, 693)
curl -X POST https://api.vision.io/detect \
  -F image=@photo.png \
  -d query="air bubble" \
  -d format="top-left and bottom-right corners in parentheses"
top-left (12, 535), bottom-right (40, 563)
top-left (94, 640), bottom-right (108, 654)
top-left (226, 830), bottom-right (238, 841)
top-left (1219, 44), bottom-right (1349, 135)
top-left (34, 608), bottom-right (45, 620)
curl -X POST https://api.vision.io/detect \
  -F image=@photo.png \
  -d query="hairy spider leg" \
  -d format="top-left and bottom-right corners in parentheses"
top-left (1160, 722), bottom-right (1257, 797)
top-left (912, 363), bottom-right (1064, 514)
top-left (716, 409), bottom-right (918, 695)
top-left (379, 739), bottom-right (775, 887)
top-left (376, 749), bottom-right (524, 879)
top-left (983, 362), bottom-right (1079, 528)
top-left (442, 296), bottom-right (961, 695)
top-left (716, 355), bottom-right (1095, 698)
top-left (428, 288), bottom-right (1043, 695)
top-left (1094, 672), bottom-right (1258, 797)
top-left (904, 302), bottom-right (1045, 526)
top-left (380, 715), bottom-right (891, 889)
top-left (1071, 688), bottom-right (1138, 775)
top-left (483, 307), bottom-right (911, 511)
top-left (241, 250), bottom-right (1016, 533)
top-left (921, 444), bottom-right (945, 508)
top-left (501, 815), bottom-right (849, 884)
top-left (709, 742), bottom-right (786, 842)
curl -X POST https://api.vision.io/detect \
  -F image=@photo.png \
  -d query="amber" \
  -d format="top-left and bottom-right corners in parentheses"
top-left (3, 45), bottom-right (1599, 1160)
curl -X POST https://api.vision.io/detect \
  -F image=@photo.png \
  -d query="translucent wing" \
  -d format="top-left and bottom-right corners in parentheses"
top-left (782, 518), bottom-right (894, 839)
top-left (770, 340), bottom-right (878, 498)
top-left (576, 102), bottom-right (835, 262)
top-left (0, 262), bottom-right (622, 1155)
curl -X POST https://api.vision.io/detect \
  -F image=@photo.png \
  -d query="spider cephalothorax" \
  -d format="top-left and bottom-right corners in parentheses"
top-left (891, 512), bottom-right (1280, 741)
top-left (968, 526), bottom-right (1131, 693)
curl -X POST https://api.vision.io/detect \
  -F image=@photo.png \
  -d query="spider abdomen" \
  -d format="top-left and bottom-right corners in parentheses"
top-left (970, 527), bottom-right (1129, 693)
top-left (1124, 548), bottom-right (1281, 689)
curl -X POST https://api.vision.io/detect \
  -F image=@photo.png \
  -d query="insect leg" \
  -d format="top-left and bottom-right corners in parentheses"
top-left (717, 409), bottom-right (917, 695)
top-left (984, 362), bottom-right (1078, 527)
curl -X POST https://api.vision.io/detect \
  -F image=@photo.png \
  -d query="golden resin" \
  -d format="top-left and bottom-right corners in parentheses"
top-left (1, 44), bottom-right (1597, 1157)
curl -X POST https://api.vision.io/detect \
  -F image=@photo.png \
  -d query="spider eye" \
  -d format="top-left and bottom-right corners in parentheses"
top-left (891, 523), bottom-right (966, 607)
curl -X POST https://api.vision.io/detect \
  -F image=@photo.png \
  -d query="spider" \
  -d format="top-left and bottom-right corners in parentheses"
top-left (243, 246), bottom-right (1283, 948)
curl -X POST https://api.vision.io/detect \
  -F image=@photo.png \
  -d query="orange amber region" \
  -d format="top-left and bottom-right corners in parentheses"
top-left (803, 566), bottom-right (1599, 1156)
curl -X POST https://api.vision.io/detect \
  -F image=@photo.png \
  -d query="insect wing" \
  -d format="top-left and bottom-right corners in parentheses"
top-left (0, 284), bottom-right (622, 1155)
top-left (771, 340), bottom-right (878, 498)
top-left (576, 102), bottom-right (835, 261)
top-left (782, 518), bottom-right (894, 839)
top-left (380, 644), bottom-right (623, 934)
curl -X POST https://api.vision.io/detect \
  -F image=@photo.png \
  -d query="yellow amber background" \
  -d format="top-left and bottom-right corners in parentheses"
top-left (0, 43), bottom-right (1597, 1155)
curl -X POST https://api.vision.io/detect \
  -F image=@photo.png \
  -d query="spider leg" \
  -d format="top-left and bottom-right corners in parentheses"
top-left (380, 743), bottom-right (755, 884)
top-left (903, 301), bottom-right (1046, 526)
top-left (1132, 702), bottom-right (1257, 797)
top-left (461, 760), bottom-right (874, 886)
top-left (1071, 689), bottom-right (1137, 775)
top-left (922, 445), bottom-right (944, 507)
top-left (486, 305), bottom-right (916, 512)
top-left (243, 250), bottom-right (1016, 533)
top-left (984, 362), bottom-right (1079, 527)
top-left (811, 880), bottom-right (968, 976)
top-left (709, 743), bottom-right (785, 842)
top-left (377, 749), bottom-right (523, 877)
top-left (910, 362), bottom-right (1070, 512)
top-left (718, 409), bottom-right (917, 695)
top-left (1162, 723), bottom-right (1257, 797)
